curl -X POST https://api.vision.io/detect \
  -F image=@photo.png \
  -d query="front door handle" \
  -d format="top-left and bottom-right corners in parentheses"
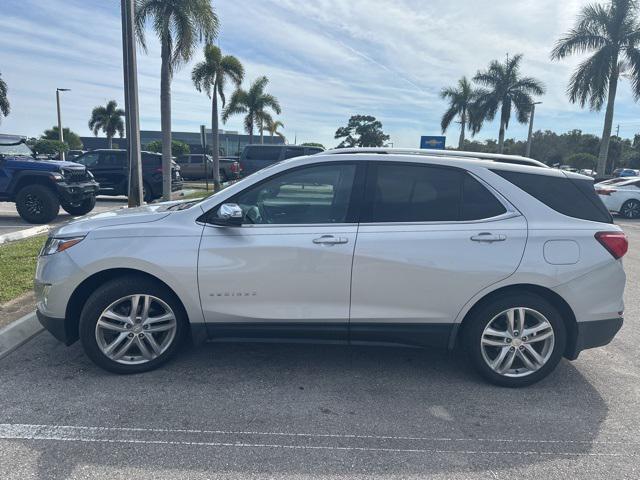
top-left (470, 232), bottom-right (506, 243)
top-left (313, 235), bottom-right (348, 245)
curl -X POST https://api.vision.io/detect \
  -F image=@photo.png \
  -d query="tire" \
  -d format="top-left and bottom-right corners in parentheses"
top-left (15, 184), bottom-right (60, 224)
top-left (620, 199), bottom-right (640, 219)
top-left (463, 292), bottom-right (566, 387)
top-left (143, 182), bottom-right (153, 203)
top-left (79, 276), bottom-right (187, 374)
top-left (61, 195), bottom-right (96, 216)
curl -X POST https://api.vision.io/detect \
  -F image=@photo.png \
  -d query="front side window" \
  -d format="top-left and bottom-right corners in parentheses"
top-left (77, 152), bottom-right (99, 167)
top-left (230, 163), bottom-right (356, 224)
top-left (190, 155), bottom-right (204, 164)
top-left (245, 146), bottom-right (281, 162)
top-left (284, 147), bottom-right (304, 159)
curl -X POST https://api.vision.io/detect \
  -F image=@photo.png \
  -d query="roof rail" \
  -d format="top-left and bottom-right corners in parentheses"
top-left (319, 147), bottom-right (548, 168)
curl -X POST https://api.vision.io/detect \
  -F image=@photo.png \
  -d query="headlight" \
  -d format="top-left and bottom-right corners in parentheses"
top-left (40, 236), bottom-right (85, 256)
top-left (49, 172), bottom-right (64, 181)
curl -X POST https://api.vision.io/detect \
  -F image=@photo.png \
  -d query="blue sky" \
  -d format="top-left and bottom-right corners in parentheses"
top-left (1, 0), bottom-right (640, 148)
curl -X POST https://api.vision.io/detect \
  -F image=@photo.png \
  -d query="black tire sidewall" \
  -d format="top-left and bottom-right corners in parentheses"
top-left (464, 293), bottom-right (567, 388)
top-left (143, 182), bottom-right (152, 203)
top-left (61, 196), bottom-right (96, 216)
top-left (15, 184), bottom-right (60, 224)
top-left (79, 276), bottom-right (187, 374)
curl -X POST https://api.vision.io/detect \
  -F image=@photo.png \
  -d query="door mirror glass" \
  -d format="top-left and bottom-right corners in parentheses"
top-left (213, 203), bottom-right (243, 226)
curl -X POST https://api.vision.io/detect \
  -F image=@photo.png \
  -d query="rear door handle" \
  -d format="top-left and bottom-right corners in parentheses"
top-left (313, 235), bottom-right (348, 245)
top-left (470, 232), bottom-right (506, 243)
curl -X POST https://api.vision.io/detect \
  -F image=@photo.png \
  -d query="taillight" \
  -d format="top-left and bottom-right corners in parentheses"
top-left (231, 162), bottom-right (239, 173)
top-left (596, 188), bottom-right (615, 195)
top-left (595, 231), bottom-right (628, 259)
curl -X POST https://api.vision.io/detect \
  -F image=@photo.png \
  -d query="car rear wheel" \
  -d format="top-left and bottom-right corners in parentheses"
top-left (143, 182), bottom-right (153, 203)
top-left (61, 195), bottom-right (96, 216)
top-left (15, 184), bottom-right (60, 224)
top-left (464, 293), bottom-right (566, 387)
top-left (620, 199), bottom-right (640, 219)
top-left (79, 276), bottom-right (186, 374)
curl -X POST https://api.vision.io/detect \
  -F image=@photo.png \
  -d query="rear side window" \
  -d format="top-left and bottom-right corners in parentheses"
top-left (461, 174), bottom-right (506, 220)
top-left (244, 146), bottom-right (281, 161)
top-left (284, 147), bottom-right (304, 159)
top-left (142, 153), bottom-right (161, 167)
top-left (493, 170), bottom-right (612, 223)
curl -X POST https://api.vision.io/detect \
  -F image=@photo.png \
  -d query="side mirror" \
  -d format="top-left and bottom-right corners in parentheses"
top-left (212, 203), bottom-right (243, 226)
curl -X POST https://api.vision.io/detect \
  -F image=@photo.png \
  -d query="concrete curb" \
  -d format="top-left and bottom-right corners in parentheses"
top-left (0, 312), bottom-right (43, 360)
top-left (0, 225), bottom-right (50, 245)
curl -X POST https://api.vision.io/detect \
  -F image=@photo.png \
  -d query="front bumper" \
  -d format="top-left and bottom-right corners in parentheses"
top-left (56, 180), bottom-right (99, 204)
top-left (36, 309), bottom-right (77, 346)
top-left (565, 317), bottom-right (623, 360)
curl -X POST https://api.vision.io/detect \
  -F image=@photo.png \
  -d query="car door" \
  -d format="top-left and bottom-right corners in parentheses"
top-left (97, 151), bottom-right (127, 193)
top-left (349, 161), bottom-right (527, 348)
top-left (198, 161), bottom-right (364, 340)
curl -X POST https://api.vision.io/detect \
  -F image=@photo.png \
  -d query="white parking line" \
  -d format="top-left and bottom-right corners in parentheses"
top-left (0, 423), bottom-right (637, 456)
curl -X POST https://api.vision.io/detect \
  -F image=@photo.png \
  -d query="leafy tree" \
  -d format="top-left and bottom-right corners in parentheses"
top-left (262, 118), bottom-right (285, 140)
top-left (565, 152), bottom-right (599, 169)
top-left (473, 54), bottom-right (545, 153)
top-left (135, 0), bottom-right (219, 200)
top-left (192, 44), bottom-right (244, 191)
top-left (222, 76), bottom-right (281, 144)
top-left (440, 77), bottom-right (479, 149)
top-left (42, 126), bottom-right (83, 150)
top-left (301, 142), bottom-right (325, 149)
top-left (334, 115), bottom-right (390, 148)
top-left (32, 139), bottom-right (68, 156)
top-left (551, 0), bottom-right (640, 176)
top-left (88, 100), bottom-right (125, 149)
top-left (145, 139), bottom-right (190, 156)
top-left (0, 71), bottom-right (9, 124)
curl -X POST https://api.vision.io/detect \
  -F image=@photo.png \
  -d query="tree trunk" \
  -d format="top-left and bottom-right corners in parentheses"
top-left (458, 115), bottom-right (466, 150)
top-left (107, 136), bottom-right (113, 149)
top-left (160, 38), bottom-right (172, 201)
top-left (260, 119), bottom-right (264, 144)
top-left (212, 83), bottom-right (221, 192)
top-left (597, 64), bottom-right (620, 177)
top-left (248, 119), bottom-right (253, 144)
top-left (497, 117), bottom-right (506, 154)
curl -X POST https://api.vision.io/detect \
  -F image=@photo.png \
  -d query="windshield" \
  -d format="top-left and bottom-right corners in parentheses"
top-left (0, 142), bottom-right (33, 157)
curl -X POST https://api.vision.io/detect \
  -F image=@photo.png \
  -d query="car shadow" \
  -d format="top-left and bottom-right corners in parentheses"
top-left (0, 336), bottom-right (610, 478)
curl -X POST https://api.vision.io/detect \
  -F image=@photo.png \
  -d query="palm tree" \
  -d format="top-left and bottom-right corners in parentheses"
top-left (0, 71), bottom-right (9, 125)
top-left (135, 0), bottom-right (219, 200)
top-left (88, 100), bottom-right (125, 148)
top-left (222, 76), bottom-right (281, 144)
top-left (192, 44), bottom-right (244, 191)
top-left (262, 118), bottom-right (285, 141)
top-left (551, 0), bottom-right (640, 176)
top-left (440, 77), bottom-right (477, 149)
top-left (473, 54), bottom-right (545, 153)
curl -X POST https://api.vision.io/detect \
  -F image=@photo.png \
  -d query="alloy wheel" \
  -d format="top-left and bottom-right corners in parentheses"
top-left (622, 201), bottom-right (640, 219)
top-left (24, 193), bottom-right (43, 216)
top-left (95, 294), bottom-right (177, 365)
top-left (480, 307), bottom-right (555, 378)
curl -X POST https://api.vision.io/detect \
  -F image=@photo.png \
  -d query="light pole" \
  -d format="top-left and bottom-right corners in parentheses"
top-left (56, 88), bottom-right (70, 161)
top-left (526, 101), bottom-right (542, 158)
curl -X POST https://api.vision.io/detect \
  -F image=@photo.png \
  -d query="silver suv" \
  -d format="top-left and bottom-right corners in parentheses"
top-left (35, 149), bottom-right (627, 387)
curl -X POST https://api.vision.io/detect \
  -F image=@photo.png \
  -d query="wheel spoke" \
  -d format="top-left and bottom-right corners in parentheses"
top-left (112, 336), bottom-right (136, 360)
top-left (500, 348), bottom-right (517, 373)
top-left (144, 333), bottom-right (162, 355)
top-left (103, 332), bottom-right (128, 355)
top-left (140, 296), bottom-right (151, 323)
top-left (484, 327), bottom-right (510, 339)
top-left (505, 309), bottom-right (515, 335)
top-left (522, 321), bottom-right (551, 338)
top-left (523, 344), bottom-right (545, 367)
top-left (515, 308), bottom-right (525, 334)
top-left (143, 312), bottom-right (175, 326)
top-left (516, 349), bottom-right (537, 371)
top-left (525, 329), bottom-right (553, 343)
top-left (129, 295), bottom-right (141, 322)
top-left (135, 336), bottom-right (154, 360)
top-left (482, 337), bottom-right (507, 347)
top-left (101, 309), bottom-right (132, 325)
top-left (145, 322), bottom-right (175, 333)
top-left (97, 319), bottom-right (128, 333)
top-left (491, 347), bottom-right (510, 370)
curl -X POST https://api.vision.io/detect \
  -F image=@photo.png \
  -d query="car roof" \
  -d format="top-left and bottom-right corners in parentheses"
top-left (319, 147), bottom-right (548, 168)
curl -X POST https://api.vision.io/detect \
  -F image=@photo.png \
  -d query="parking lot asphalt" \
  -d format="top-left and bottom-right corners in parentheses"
top-left (0, 197), bottom-right (128, 236)
top-left (1, 220), bottom-right (639, 479)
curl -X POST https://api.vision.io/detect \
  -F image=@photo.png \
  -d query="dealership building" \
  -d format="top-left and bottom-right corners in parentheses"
top-left (80, 129), bottom-right (284, 156)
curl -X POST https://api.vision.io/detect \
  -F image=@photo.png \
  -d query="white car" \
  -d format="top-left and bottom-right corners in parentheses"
top-left (596, 177), bottom-right (640, 218)
top-left (35, 149), bottom-right (627, 387)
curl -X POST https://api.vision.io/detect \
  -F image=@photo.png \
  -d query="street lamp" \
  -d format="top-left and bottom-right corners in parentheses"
top-left (525, 101), bottom-right (542, 158)
top-left (56, 88), bottom-right (70, 161)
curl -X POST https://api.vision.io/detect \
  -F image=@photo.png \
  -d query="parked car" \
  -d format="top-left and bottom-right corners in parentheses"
top-left (0, 135), bottom-right (98, 223)
top-left (176, 154), bottom-right (241, 181)
top-left (579, 168), bottom-right (596, 177)
top-left (67, 150), bottom-right (86, 161)
top-left (613, 168), bottom-right (640, 177)
top-left (596, 177), bottom-right (640, 218)
top-left (595, 176), bottom-right (639, 187)
top-left (239, 144), bottom-right (324, 176)
top-left (73, 149), bottom-right (182, 202)
top-left (35, 148), bottom-right (626, 387)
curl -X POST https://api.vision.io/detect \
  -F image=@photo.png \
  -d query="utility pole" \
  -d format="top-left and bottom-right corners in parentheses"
top-left (526, 102), bottom-right (542, 158)
top-left (121, 0), bottom-right (143, 207)
top-left (201, 125), bottom-right (208, 192)
top-left (55, 88), bottom-right (70, 161)
top-left (616, 124), bottom-right (620, 137)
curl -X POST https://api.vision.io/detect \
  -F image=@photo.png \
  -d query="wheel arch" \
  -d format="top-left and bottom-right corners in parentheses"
top-left (451, 283), bottom-right (578, 359)
top-left (9, 172), bottom-right (56, 200)
top-left (64, 268), bottom-right (193, 345)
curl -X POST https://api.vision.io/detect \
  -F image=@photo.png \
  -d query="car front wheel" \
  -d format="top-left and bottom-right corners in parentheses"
top-left (15, 184), bottom-right (60, 224)
top-left (464, 293), bottom-right (566, 387)
top-left (79, 276), bottom-right (186, 374)
top-left (620, 199), bottom-right (640, 219)
top-left (61, 196), bottom-right (96, 216)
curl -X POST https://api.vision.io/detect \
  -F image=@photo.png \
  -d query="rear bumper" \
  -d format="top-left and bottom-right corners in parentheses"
top-left (565, 317), bottom-right (623, 360)
top-left (36, 309), bottom-right (77, 346)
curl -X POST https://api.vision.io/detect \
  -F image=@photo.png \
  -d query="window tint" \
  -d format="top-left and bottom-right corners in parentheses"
top-left (368, 164), bottom-right (461, 222)
top-left (493, 170), bottom-right (612, 223)
top-left (99, 152), bottom-right (125, 167)
top-left (76, 152), bottom-right (99, 167)
top-left (190, 155), bottom-right (204, 164)
top-left (284, 147), bottom-right (304, 159)
top-left (305, 147), bottom-right (324, 155)
top-left (245, 146), bottom-right (281, 161)
top-left (176, 156), bottom-right (189, 164)
top-left (142, 153), bottom-right (161, 166)
top-left (461, 174), bottom-right (506, 220)
top-left (231, 164), bottom-right (356, 224)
